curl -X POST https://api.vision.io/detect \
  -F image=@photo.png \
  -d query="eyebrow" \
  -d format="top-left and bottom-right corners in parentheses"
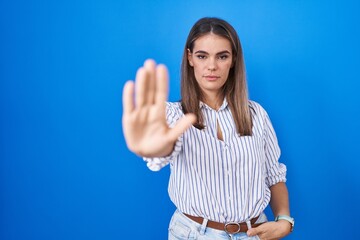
top-left (194, 50), bottom-right (231, 55)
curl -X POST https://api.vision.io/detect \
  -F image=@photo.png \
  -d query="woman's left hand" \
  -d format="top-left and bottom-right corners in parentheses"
top-left (247, 220), bottom-right (291, 240)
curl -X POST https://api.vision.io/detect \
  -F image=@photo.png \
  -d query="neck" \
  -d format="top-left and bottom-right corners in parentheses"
top-left (202, 92), bottom-right (224, 110)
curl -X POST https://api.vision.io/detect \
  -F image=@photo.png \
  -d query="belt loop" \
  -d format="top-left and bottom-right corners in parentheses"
top-left (199, 218), bottom-right (208, 235)
top-left (246, 220), bottom-right (252, 230)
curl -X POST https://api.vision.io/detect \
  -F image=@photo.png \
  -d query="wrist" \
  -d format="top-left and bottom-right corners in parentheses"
top-left (275, 215), bottom-right (295, 232)
top-left (276, 219), bottom-right (292, 234)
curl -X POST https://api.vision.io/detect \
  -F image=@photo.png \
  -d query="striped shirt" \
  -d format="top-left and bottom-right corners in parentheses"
top-left (144, 99), bottom-right (287, 223)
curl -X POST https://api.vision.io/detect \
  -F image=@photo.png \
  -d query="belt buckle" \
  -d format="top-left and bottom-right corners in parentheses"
top-left (224, 222), bottom-right (241, 234)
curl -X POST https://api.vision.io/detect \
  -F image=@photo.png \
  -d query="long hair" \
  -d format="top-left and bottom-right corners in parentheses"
top-left (181, 17), bottom-right (252, 136)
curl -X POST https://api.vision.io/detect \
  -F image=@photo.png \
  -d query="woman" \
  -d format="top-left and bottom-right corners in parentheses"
top-left (122, 17), bottom-right (294, 240)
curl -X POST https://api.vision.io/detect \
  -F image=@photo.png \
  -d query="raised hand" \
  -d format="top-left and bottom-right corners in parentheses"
top-left (122, 59), bottom-right (196, 158)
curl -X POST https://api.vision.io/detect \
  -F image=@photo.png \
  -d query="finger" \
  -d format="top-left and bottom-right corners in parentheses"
top-left (247, 225), bottom-right (264, 237)
top-left (135, 67), bottom-right (148, 107)
top-left (155, 64), bottom-right (169, 104)
top-left (256, 232), bottom-right (273, 240)
top-left (247, 228), bottom-right (257, 237)
top-left (122, 81), bottom-right (135, 115)
top-left (167, 114), bottom-right (196, 141)
top-left (144, 59), bottom-right (156, 104)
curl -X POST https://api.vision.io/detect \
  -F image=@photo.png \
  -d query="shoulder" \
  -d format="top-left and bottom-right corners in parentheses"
top-left (166, 101), bottom-right (183, 114)
top-left (248, 100), bottom-right (268, 118)
top-left (249, 100), bottom-right (274, 135)
top-left (165, 102), bottom-right (183, 125)
top-left (166, 101), bottom-right (182, 108)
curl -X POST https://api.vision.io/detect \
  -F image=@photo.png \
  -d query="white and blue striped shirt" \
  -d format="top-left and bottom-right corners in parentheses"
top-left (144, 99), bottom-right (286, 223)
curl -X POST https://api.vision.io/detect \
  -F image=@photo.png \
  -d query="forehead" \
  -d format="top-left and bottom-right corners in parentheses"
top-left (193, 33), bottom-right (232, 53)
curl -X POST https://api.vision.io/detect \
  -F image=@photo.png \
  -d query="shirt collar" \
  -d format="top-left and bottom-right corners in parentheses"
top-left (199, 98), bottom-right (228, 111)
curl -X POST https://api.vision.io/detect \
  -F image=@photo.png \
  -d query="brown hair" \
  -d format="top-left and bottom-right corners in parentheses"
top-left (181, 17), bottom-right (252, 136)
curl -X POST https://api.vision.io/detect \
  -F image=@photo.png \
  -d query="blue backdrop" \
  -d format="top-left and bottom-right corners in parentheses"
top-left (1, 0), bottom-right (359, 239)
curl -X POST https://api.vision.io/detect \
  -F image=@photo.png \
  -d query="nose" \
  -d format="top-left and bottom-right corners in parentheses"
top-left (208, 58), bottom-right (217, 71)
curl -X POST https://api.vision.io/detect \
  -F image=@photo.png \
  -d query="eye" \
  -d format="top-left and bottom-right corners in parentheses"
top-left (218, 55), bottom-right (229, 60)
top-left (196, 55), bottom-right (206, 59)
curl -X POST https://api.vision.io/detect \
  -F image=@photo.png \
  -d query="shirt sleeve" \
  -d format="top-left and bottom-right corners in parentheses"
top-left (143, 102), bottom-right (183, 171)
top-left (262, 108), bottom-right (287, 187)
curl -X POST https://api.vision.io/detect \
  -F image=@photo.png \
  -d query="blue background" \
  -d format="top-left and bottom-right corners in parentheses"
top-left (1, 0), bottom-right (359, 239)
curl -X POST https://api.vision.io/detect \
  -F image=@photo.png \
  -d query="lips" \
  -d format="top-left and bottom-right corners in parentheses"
top-left (204, 75), bottom-right (220, 81)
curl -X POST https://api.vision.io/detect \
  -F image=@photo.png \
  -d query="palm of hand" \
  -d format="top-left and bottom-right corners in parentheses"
top-left (122, 59), bottom-right (195, 157)
top-left (123, 102), bottom-right (172, 157)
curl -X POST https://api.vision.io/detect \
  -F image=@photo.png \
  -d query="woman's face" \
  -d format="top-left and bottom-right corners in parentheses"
top-left (188, 33), bottom-right (233, 99)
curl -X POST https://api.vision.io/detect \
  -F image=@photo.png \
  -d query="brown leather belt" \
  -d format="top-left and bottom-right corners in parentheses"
top-left (184, 213), bottom-right (262, 234)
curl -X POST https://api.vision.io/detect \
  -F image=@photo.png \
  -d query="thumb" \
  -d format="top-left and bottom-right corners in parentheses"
top-left (247, 226), bottom-right (261, 237)
top-left (167, 114), bottom-right (196, 141)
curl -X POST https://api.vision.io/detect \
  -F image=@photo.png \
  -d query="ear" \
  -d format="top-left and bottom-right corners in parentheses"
top-left (187, 49), bottom-right (194, 67)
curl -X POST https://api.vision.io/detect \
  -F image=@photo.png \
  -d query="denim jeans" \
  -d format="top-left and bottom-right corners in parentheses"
top-left (168, 210), bottom-right (267, 240)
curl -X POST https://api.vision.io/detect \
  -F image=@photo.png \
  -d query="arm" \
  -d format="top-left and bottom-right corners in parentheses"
top-left (270, 182), bottom-right (292, 235)
top-left (247, 106), bottom-right (292, 239)
top-left (270, 182), bottom-right (290, 217)
top-left (247, 182), bottom-right (292, 239)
